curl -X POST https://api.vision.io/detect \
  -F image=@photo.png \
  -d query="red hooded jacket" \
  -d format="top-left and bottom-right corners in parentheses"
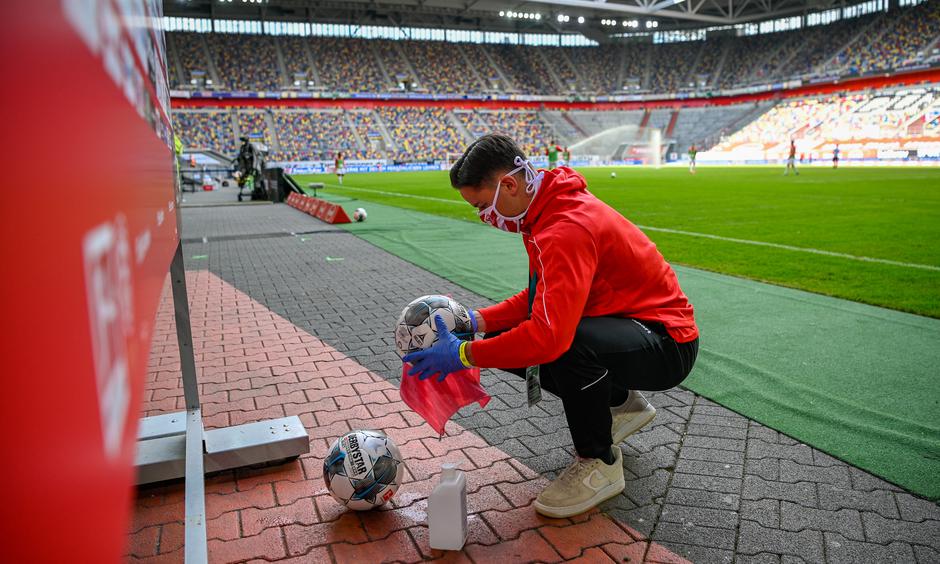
top-left (471, 166), bottom-right (698, 369)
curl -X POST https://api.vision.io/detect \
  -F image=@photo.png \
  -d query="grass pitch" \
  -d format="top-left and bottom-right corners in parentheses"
top-left (296, 166), bottom-right (940, 318)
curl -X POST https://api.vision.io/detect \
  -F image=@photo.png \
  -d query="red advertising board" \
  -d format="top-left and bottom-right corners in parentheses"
top-left (0, 1), bottom-right (178, 562)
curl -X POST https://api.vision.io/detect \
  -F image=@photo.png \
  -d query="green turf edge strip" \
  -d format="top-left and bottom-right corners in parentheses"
top-left (315, 192), bottom-right (940, 500)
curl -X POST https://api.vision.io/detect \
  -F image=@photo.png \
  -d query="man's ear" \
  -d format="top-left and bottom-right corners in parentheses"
top-left (500, 173), bottom-right (520, 196)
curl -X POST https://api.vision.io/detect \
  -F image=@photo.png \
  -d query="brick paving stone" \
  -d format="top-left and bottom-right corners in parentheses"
top-left (736, 520), bottom-right (824, 563)
top-left (674, 458), bottom-right (743, 479)
top-left (206, 527), bottom-right (286, 564)
top-left (566, 546), bottom-right (617, 563)
top-left (779, 501), bottom-right (864, 540)
top-left (895, 491), bottom-right (940, 522)
top-left (540, 514), bottom-right (639, 559)
top-left (659, 504), bottom-right (739, 530)
top-left (331, 529), bottom-right (422, 563)
top-left (847, 466), bottom-right (904, 492)
top-left (742, 475), bottom-right (817, 506)
top-left (653, 521), bottom-right (736, 551)
top-left (465, 529), bottom-right (562, 563)
top-left (600, 541), bottom-right (651, 563)
top-left (740, 499), bottom-right (780, 528)
top-left (746, 439), bottom-right (814, 465)
top-left (240, 497), bottom-right (319, 537)
top-left (817, 483), bottom-right (900, 518)
top-left (670, 472), bottom-right (741, 494)
top-left (664, 488), bottom-right (740, 511)
top-left (861, 511), bottom-right (940, 550)
top-left (686, 422), bottom-right (748, 441)
top-left (735, 555), bottom-right (781, 564)
top-left (913, 544), bottom-right (940, 564)
top-left (658, 542), bottom-right (734, 564)
top-left (678, 445), bottom-right (745, 465)
top-left (823, 533), bottom-right (917, 564)
top-left (777, 459), bottom-right (851, 486)
top-left (745, 458), bottom-right (780, 481)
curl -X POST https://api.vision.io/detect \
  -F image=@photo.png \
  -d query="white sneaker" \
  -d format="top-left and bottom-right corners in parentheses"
top-left (611, 391), bottom-right (656, 444)
top-left (533, 448), bottom-right (625, 518)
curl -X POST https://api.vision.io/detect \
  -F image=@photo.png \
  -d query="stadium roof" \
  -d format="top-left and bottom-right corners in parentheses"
top-left (164, 0), bottom-right (868, 37)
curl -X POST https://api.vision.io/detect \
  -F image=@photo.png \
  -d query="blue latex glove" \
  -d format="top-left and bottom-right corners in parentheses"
top-left (403, 314), bottom-right (467, 382)
top-left (467, 309), bottom-right (479, 333)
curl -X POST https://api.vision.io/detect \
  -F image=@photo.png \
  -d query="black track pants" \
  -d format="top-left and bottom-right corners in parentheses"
top-left (487, 317), bottom-right (698, 460)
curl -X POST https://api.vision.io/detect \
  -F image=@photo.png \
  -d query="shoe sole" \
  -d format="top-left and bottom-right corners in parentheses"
top-left (611, 405), bottom-right (656, 444)
top-left (532, 477), bottom-right (627, 519)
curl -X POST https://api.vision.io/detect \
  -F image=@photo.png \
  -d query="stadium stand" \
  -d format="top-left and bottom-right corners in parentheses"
top-left (171, 32), bottom-right (213, 88)
top-left (373, 40), bottom-right (414, 92)
top-left (236, 109), bottom-right (275, 148)
top-left (166, 4), bottom-right (939, 97)
top-left (406, 40), bottom-right (486, 95)
top-left (707, 86), bottom-right (940, 160)
top-left (568, 45), bottom-right (622, 95)
top-left (346, 110), bottom-right (389, 160)
top-left (837, 0), bottom-right (940, 75)
top-left (458, 43), bottom-right (509, 92)
top-left (173, 110), bottom-right (237, 155)
top-left (455, 110), bottom-right (556, 155)
top-left (206, 34), bottom-right (281, 91)
top-left (489, 45), bottom-right (554, 94)
top-left (375, 107), bottom-right (465, 161)
top-left (271, 110), bottom-right (360, 162)
top-left (307, 37), bottom-right (386, 93)
top-left (648, 43), bottom-right (701, 92)
top-left (279, 37), bottom-right (317, 88)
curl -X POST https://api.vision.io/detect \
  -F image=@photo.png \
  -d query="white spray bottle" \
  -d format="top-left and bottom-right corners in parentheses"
top-left (427, 462), bottom-right (468, 551)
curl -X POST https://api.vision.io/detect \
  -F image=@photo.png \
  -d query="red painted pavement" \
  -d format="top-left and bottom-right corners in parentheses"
top-left (130, 271), bottom-right (690, 563)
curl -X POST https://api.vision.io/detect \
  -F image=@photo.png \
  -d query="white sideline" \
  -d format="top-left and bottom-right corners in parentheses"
top-left (636, 225), bottom-right (940, 272)
top-left (316, 182), bottom-right (940, 273)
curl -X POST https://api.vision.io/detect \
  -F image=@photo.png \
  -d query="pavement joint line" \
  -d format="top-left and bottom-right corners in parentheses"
top-left (319, 180), bottom-right (940, 272)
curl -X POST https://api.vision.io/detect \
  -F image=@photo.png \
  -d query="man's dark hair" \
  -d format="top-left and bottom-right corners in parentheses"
top-left (450, 134), bottom-right (525, 189)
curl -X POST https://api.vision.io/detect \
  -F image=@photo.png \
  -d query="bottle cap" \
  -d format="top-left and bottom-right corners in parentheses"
top-left (441, 462), bottom-right (459, 481)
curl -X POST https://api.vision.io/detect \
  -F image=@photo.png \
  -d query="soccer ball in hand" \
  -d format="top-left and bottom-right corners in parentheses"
top-left (610, 172), bottom-right (617, 178)
top-left (394, 295), bottom-right (474, 358)
top-left (353, 207), bottom-right (367, 222)
top-left (323, 429), bottom-right (404, 510)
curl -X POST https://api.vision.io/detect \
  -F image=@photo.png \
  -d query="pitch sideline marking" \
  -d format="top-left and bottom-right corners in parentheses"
top-left (316, 182), bottom-right (940, 272)
top-left (637, 225), bottom-right (940, 272)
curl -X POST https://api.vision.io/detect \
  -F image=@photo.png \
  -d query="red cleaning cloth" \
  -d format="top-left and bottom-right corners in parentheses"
top-left (398, 363), bottom-right (490, 436)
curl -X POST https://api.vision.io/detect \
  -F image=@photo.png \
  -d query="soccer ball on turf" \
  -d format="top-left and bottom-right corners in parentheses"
top-left (353, 207), bottom-right (367, 222)
top-left (394, 295), bottom-right (474, 358)
top-left (323, 429), bottom-right (404, 510)
top-left (610, 172), bottom-right (617, 178)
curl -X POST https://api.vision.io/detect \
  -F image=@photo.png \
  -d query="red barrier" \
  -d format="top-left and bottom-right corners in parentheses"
top-left (0, 1), bottom-right (177, 562)
top-left (287, 194), bottom-right (351, 224)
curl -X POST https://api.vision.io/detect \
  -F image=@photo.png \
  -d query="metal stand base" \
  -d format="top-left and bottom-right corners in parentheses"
top-left (136, 414), bottom-right (309, 485)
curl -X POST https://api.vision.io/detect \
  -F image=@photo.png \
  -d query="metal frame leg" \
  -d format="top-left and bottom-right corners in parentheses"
top-left (170, 242), bottom-right (207, 564)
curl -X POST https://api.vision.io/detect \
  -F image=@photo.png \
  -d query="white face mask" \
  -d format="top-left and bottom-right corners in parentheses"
top-left (477, 156), bottom-right (545, 233)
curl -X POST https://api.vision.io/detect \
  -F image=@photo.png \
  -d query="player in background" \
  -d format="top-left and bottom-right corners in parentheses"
top-left (688, 144), bottom-right (697, 174)
top-left (785, 140), bottom-right (798, 176)
top-left (833, 145), bottom-right (840, 169)
top-left (405, 134), bottom-right (699, 518)
top-left (545, 141), bottom-right (562, 170)
top-left (563, 146), bottom-right (572, 167)
top-left (335, 152), bottom-right (345, 185)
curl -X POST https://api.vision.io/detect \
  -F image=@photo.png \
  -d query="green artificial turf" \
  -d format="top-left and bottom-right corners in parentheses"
top-left (296, 166), bottom-right (940, 318)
